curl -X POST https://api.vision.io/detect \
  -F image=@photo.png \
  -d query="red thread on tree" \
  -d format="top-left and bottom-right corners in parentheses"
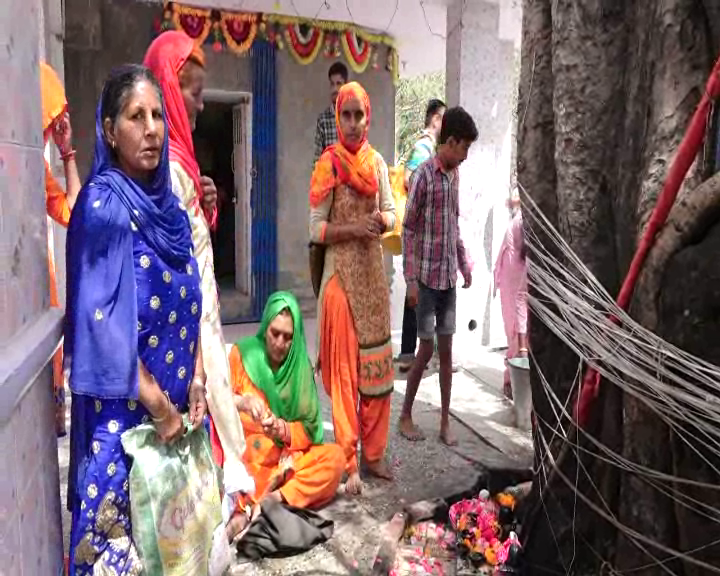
top-left (574, 55), bottom-right (720, 428)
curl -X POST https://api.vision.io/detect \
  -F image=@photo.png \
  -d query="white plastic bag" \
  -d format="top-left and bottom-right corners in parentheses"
top-left (122, 421), bottom-right (223, 576)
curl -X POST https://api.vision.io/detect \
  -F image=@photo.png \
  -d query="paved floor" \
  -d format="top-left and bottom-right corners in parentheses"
top-left (58, 322), bottom-right (532, 575)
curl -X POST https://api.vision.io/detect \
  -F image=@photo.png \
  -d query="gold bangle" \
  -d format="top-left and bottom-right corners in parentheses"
top-left (151, 391), bottom-right (171, 423)
top-left (281, 420), bottom-right (290, 444)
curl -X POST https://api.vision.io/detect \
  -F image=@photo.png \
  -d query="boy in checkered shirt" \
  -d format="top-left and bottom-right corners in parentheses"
top-left (312, 62), bottom-right (348, 167)
top-left (399, 107), bottom-right (478, 446)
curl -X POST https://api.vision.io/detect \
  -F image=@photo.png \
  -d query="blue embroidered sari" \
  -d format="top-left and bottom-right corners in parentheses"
top-left (64, 87), bottom-right (201, 575)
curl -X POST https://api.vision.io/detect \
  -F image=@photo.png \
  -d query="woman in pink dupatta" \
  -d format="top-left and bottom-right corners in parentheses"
top-left (493, 192), bottom-right (528, 399)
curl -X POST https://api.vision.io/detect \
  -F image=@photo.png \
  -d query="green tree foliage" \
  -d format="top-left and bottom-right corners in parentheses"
top-left (395, 71), bottom-right (445, 164)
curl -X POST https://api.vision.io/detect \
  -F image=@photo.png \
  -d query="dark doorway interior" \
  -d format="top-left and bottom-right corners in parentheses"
top-left (193, 101), bottom-right (235, 284)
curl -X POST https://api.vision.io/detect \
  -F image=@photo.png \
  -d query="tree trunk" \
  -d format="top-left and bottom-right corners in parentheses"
top-left (518, 0), bottom-right (720, 573)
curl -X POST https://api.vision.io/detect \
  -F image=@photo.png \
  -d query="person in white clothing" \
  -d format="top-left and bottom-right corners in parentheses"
top-left (144, 31), bottom-right (255, 502)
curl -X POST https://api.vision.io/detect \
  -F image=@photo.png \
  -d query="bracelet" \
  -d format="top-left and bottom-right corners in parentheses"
top-left (60, 149), bottom-right (76, 161)
top-left (189, 378), bottom-right (206, 393)
top-left (237, 494), bottom-right (252, 521)
top-left (518, 348), bottom-right (529, 353)
top-left (280, 420), bottom-right (290, 444)
top-left (151, 391), bottom-right (172, 423)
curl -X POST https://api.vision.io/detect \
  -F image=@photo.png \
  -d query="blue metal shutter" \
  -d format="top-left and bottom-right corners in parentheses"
top-left (250, 39), bottom-right (278, 320)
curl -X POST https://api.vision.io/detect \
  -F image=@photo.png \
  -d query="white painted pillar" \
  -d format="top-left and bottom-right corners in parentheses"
top-left (445, 0), bottom-right (521, 352)
top-left (0, 0), bottom-right (65, 573)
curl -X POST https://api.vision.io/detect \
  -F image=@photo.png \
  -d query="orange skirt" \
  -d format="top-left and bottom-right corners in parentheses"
top-left (319, 275), bottom-right (391, 474)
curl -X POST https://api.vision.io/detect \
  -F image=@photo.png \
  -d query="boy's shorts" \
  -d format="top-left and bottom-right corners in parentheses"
top-left (416, 282), bottom-right (457, 341)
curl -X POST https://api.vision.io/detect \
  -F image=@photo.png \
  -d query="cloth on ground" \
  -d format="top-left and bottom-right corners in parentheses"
top-left (235, 498), bottom-right (334, 561)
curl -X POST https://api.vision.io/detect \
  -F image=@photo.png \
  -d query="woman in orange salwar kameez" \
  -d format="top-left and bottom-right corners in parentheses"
top-left (226, 292), bottom-right (344, 541)
top-left (41, 61), bottom-right (82, 436)
top-left (309, 82), bottom-right (396, 495)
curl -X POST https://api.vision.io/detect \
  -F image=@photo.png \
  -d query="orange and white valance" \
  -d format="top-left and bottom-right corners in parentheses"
top-left (340, 29), bottom-right (372, 74)
top-left (284, 23), bottom-right (325, 65)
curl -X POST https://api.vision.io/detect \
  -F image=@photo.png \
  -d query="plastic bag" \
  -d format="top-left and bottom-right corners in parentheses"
top-left (121, 418), bottom-right (223, 576)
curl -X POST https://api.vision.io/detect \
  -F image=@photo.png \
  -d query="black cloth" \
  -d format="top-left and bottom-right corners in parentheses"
top-left (400, 296), bottom-right (418, 355)
top-left (236, 499), bottom-right (334, 560)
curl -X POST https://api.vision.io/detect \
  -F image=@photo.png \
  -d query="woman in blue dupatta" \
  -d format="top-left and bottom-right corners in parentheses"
top-left (64, 64), bottom-right (208, 575)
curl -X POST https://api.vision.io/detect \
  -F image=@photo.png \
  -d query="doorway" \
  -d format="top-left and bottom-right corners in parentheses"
top-left (192, 90), bottom-right (253, 323)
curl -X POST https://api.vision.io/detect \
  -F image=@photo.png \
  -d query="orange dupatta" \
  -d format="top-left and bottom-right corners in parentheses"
top-left (41, 62), bottom-right (67, 135)
top-left (309, 82), bottom-right (379, 207)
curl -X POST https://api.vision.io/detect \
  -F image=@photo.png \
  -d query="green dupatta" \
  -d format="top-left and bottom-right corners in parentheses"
top-left (236, 291), bottom-right (324, 445)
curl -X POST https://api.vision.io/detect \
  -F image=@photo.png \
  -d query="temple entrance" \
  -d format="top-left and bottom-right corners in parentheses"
top-left (193, 90), bottom-right (253, 322)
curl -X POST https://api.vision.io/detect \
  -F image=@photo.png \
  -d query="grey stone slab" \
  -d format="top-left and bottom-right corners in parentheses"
top-left (0, 308), bottom-right (63, 423)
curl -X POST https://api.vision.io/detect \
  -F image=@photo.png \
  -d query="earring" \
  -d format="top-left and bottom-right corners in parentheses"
top-left (111, 141), bottom-right (116, 149)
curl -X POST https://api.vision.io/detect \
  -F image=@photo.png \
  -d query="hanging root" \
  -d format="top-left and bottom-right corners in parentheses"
top-left (634, 172), bottom-right (720, 330)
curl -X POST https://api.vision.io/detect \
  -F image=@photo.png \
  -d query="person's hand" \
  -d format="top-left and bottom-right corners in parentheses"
top-left (366, 212), bottom-right (384, 234)
top-left (261, 413), bottom-right (288, 442)
top-left (200, 175), bottom-right (218, 212)
top-left (238, 395), bottom-right (266, 422)
top-left (353, 215), bottom-right (382, 240)
top-left (353, 223), bottom-right (376, 241)
top-left (406, 282), bottom-right (419, 308)
top-left (371, 210), bottom-right (385, 232)
top-left (462, 271), bottom-right (473, 289)
top-left (188, 381), bottom-right (208, 431)
top-left (260, 412), bottom-right (276, 436)
top-left (52, 112), bottom-right (73, 156)
top-left (155, 404), bottom-right (184, 444)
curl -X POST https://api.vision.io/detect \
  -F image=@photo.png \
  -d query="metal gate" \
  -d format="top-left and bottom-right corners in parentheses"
top-left (249, 39), bottom-right (278, 320)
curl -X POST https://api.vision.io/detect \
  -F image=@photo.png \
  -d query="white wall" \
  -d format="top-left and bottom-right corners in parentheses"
top-left (446, 0), bottom-right (521, 349)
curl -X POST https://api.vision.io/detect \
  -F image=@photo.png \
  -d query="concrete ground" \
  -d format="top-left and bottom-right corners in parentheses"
top-left (58, 321), bottom-right (532, 575)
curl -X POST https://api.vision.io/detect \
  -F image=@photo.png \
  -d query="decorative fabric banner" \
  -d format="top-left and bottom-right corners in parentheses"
top-left (340, 29), bottom-right (372, 74)
top-left (285, 23), bottom-right (324, 65)
top-left (170, 4), bottom-right (212, 45)
top-left (220, 12), bottom-right (258, 54)
top-left (156, 1), bottom-right (400, 83)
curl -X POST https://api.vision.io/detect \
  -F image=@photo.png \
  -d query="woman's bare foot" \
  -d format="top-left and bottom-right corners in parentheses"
top-left (398, 416), bottom-right (426, 441)
top-left (225, 511), bottom-right (249, 543)
top-left (364, 458), bottom-right (393, 480)
top-left (439, 424), bottom-right (458, 447)
top-left (345, 472), bottom-right (363, 496)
